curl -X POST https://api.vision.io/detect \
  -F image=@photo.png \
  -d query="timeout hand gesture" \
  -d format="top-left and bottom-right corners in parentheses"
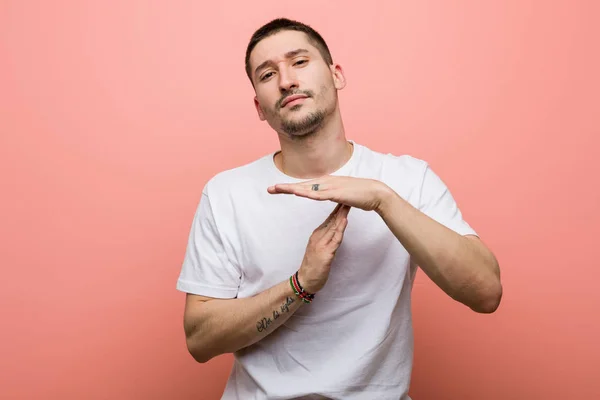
top-left (297, 203), bottom-right (351, 294)
top-left (267, 176), bottom-right (392, 212)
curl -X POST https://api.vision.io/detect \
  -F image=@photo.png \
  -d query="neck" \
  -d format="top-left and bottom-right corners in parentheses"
top-left (274, 110), bottom-right (353, 179)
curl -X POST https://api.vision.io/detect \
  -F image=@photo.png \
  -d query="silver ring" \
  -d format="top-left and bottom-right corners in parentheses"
top-left (311, 184), bottom-right (320, 191)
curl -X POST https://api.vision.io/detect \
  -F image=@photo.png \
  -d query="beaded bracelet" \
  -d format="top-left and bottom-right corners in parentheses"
top-left (289, 271), bottom-right (315, 304)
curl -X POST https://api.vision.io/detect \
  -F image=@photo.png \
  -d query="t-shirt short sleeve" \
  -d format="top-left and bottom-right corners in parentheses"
top-left (417, 162), bottom-right (478, 237)
top-left (176, 192), bottom-right (241, 298)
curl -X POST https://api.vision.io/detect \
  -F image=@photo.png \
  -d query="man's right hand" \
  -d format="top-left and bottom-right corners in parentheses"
top-left (183, 203), bottom-right (351, 363)
top-left (297, 203), bottom-right (351, 294)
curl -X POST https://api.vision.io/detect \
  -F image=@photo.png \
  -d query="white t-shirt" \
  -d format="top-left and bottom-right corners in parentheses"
top-left (177, 141), bottom-right (477, 400)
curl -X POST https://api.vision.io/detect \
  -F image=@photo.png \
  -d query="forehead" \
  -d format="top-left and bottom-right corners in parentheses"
top-left (249, 30), bottom-right (320, 70)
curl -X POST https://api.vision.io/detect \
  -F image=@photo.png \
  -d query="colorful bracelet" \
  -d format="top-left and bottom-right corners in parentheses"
top-left (289, 271), bottom-right (315, 304)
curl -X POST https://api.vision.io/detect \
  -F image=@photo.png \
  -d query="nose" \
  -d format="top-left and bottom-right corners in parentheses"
top-left (278, 66), bottom-right (298, 94)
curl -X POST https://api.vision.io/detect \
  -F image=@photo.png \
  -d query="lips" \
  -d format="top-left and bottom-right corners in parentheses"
top-left (281, 94), bottom-right (308, 108)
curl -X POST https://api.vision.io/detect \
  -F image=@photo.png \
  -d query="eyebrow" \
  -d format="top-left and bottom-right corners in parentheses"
top-left (254, 48), bottom-right (310, 79)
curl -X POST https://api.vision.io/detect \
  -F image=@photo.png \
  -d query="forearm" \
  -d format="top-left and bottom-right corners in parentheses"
top-left (185, 278), bottom-right (304, 363)
top-left (376, 188), bottom-right (502, 313)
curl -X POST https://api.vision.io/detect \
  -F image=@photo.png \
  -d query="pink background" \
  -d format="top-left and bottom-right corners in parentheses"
top-left (1, 1), bottom-right (598, 399)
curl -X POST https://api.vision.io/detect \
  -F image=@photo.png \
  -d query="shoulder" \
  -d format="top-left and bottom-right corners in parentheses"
top-left (200, 152), bottom-right (274, 209)
top-left (357, 143), bottom-right (429, 181)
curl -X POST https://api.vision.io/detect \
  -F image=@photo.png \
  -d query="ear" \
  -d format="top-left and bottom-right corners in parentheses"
top-left (331, 64), bottom-right (347, 90)
top-left (254, 97), bottom-right (266, 121)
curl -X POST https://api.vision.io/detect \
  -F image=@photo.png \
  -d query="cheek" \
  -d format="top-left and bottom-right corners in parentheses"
top-left (260, 101), bottom-right (280, 120)
top-left (315, 82), bottom-right (333, 104)
top-left (257, 94), bottom-right (278, 115)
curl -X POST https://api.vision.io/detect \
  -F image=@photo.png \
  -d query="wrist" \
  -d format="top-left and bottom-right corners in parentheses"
top-left (375, 183), bottom-right (397, 216)
top-left (290, 271), bottom-right (315, 304)
top-left (296, 269), bottom-right (315, 294)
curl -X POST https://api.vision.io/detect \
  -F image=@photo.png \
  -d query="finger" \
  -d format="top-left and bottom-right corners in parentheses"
top-left (268, 181), bottom-right (330, 199)
top-left (328, 205), bottom-right (350, 244)
top-left (293, 187), bottom-right (329, 201)
top-left (338, 204), bottom-right (351, 219)
top-left (324, 214), bottom-right (348, 247)
top-left (333, 204), bottom-right (349, 226)
top-left (267, 184), bottom-right (290, 194)
top-left (321, 223), bottom-right (337, 243)
top-left (329, 202), bottom-right (344, 218)
top-left (314, 204), bottom-right (343, 241)
top-left (320, 205), bottom-right (349, 241)
top-left (268, 182), bottom-right (311, 194)
top-left (323, 203), bottom-right (351, 231)
top-left (317, 203), bottom-right (343, 231)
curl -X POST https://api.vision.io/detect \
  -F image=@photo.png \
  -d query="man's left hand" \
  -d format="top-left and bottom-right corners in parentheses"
top-left (267, 176), bottom-right (393, 212)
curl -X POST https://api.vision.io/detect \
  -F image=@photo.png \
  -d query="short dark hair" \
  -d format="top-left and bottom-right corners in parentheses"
top-left (245, 18), bottom-right (334, 84)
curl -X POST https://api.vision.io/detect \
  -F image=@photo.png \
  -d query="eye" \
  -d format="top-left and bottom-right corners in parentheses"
top-left (260, 72), bottom-right (274, 81)
top-left (294, 59), bottom-right (308, 66)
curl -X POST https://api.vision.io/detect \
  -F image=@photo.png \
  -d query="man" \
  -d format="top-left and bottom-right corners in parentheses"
top-left (177, 17), bottom-right (502, 400)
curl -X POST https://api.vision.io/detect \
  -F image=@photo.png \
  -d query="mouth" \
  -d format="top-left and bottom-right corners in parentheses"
top-left (281, 94), bottom-right (308, 108)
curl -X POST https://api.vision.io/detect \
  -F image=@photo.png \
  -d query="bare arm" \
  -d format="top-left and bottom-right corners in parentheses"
top-left (267, 174), bottom-right (502, 313)
top-left (183, 280), bottom-right (303, 363)
top-left (376, 188), bottom-right (502, 313)
top-left (183, 204), bottom-right (350, 363)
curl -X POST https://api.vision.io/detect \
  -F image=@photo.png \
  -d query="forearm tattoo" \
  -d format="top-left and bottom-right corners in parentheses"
top-left (256, 296), bottom-right (295, 333)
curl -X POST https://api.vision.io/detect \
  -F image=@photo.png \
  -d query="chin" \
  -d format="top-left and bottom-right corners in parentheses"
top-left (288, 130), bottom-right (316, 138)
top-left (280, 105), bottom-right (309, 118)
top-left (274, 106), bottom-right (327, 137)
